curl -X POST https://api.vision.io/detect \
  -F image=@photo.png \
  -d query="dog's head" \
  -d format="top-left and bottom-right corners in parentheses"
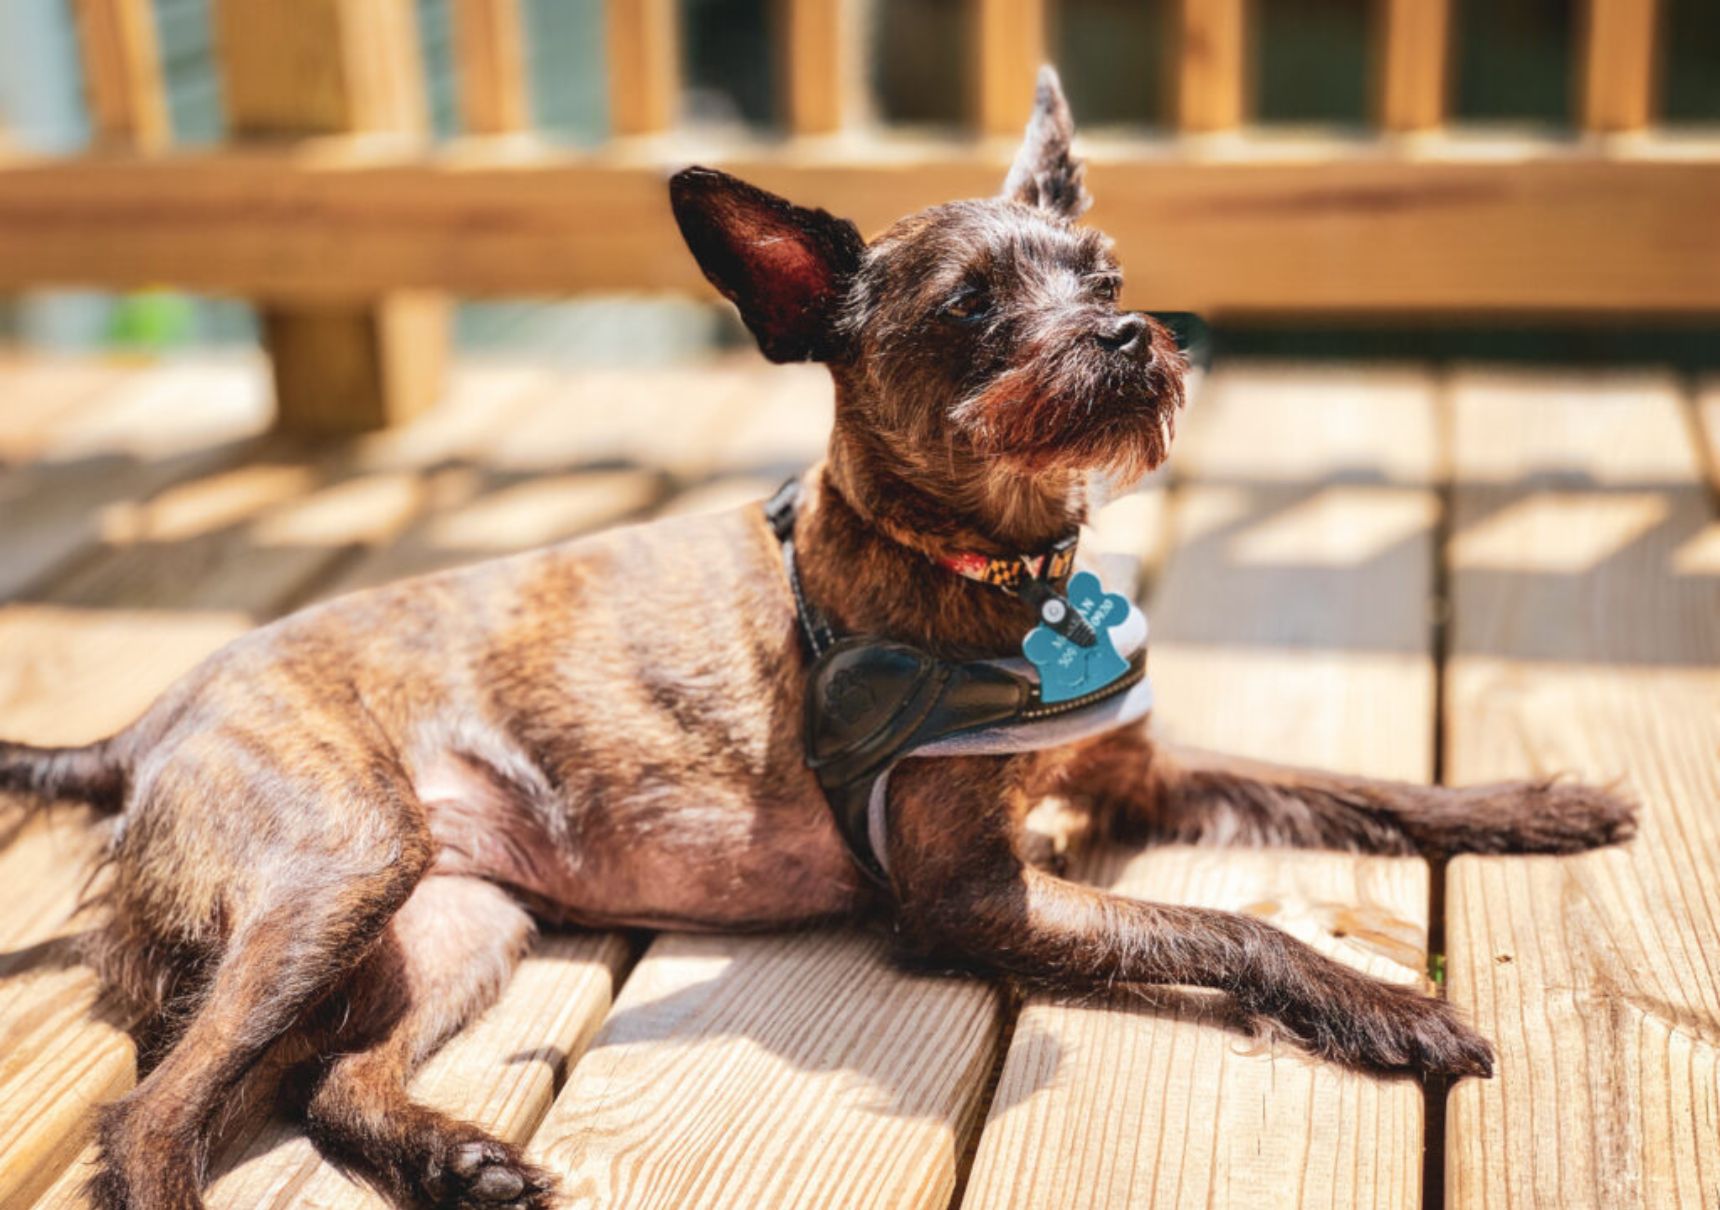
top-left (670, 67), bottom-right (1185, 538)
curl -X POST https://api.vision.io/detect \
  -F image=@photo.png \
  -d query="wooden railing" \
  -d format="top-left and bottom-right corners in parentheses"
top-left (1, 0), bottom-right (1715, 432)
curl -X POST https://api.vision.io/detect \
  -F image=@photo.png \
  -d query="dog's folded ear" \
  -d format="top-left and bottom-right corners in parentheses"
top-left (669, 168), bottom-right (866, 364)
top-left (1001, 66), bottom-right (1091, 220)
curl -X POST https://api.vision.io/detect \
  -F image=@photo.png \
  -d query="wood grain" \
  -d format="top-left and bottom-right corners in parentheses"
top-left (530, 930), bottom-right (1002, 1209)
top-left (1377, 0), bottom-right (1450, 132)
top-left (452, 0), bottom-right (531, 135)
top-left (605, 0), bottom-right (679, 136)
top-left (70, 0), bottom-right (169, 150)
top-left (4, 142), bottom-right (1718, 314)
top-left (1581, 0), bottom-right (1662, 133)
top-left (962, 365), bottom-right (1442, 1208)
top-left (1443, 370), bottom-right (1720, 1209)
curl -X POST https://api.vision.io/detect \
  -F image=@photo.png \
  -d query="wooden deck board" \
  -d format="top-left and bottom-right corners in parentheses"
top-left (962, 366), bottom-right (1442, 1209)
top-left (1443, 370), bottom-right (1720, 1209)
top-left (0, 357), bottom-right (139, 466)
top-left (529, 931), bottom-right (1003, 1210)
top-left (0, 360), bottom-right (272, 601)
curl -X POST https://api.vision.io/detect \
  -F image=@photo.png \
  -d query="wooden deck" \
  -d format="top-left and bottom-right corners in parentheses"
top-left (0, 352), bottom-right (1716, 1208)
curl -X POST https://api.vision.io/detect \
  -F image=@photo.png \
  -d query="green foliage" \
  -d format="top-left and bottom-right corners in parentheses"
top-left (106, 291), bottom-right (195, 350)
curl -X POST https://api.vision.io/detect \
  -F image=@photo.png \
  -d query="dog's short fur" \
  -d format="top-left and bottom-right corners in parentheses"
top-left (1, 69), bottom-right (1634, 1210)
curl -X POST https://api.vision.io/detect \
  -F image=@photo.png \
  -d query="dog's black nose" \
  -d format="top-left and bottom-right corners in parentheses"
top-left (1096, 313), bottom-right (1148, 356)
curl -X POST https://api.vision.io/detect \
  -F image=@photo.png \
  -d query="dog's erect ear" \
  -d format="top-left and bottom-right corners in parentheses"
top-left (669, 167), bottom-right (866, 363)
top-left (1001, 66), bottom-right (1090, 220)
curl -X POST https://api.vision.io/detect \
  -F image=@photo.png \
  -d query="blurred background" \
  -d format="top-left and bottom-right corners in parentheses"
top-left (1, 0), bottom-right (1716, 375)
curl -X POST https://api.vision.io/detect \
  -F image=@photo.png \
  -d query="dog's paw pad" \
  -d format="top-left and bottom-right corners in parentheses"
top-left (434, 1135), bottom-right (553, 1208)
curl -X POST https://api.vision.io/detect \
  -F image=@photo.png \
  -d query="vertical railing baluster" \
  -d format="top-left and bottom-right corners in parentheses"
top-left (1581, 0), bottom-right (1661, 132)
top-left (453, 0), bottom-right (532, 135)
top-left (1377, 0), bottom-right (1450, 132)
top-left (1176, 0), bottom-right (1248, 132)
top-left (71, 0), bottom-right (170, 150)
top-left (606, 0), bottom-right (680, 136)
top-left (975, 0), bottom-right (1046, 136)
top-left (213, 0), bottom-right (447, 434)
top-left (782, 0), bottom-right (862, 135)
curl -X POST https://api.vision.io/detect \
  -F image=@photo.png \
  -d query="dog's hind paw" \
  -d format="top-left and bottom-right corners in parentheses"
top-left (428, 1134), bottom-right (555, 1209)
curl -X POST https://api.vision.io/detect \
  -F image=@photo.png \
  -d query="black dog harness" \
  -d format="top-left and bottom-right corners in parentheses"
top-left (766, 478), bottom-right (1153, 887)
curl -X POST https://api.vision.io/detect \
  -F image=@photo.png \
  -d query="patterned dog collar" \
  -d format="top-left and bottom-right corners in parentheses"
top-left (933, 537), bottom-right (1079, 593)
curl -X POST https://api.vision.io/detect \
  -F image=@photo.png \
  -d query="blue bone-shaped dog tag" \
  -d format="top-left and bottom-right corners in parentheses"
top-left (1022, 571), bottom-right (1131, 704)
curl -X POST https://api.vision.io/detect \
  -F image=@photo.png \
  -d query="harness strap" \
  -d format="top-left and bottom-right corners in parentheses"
top-left (767, 476), bottom-right (1151, 888)
top-left (766, 478), bottom-right (834, 657)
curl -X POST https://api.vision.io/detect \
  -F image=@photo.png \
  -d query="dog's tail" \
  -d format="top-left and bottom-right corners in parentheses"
top-left (0, 736), bottom-right (126, 814)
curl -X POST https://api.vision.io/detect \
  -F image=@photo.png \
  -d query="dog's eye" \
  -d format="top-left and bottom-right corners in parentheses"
top-left (1091, 275), bottom-right (1122, 303)
top-left (943, 290), bottom-right (992, 323)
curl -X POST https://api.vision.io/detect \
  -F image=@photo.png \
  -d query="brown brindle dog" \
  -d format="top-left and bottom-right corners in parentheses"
top-left (2, 68), bottom-right (1634, 1210)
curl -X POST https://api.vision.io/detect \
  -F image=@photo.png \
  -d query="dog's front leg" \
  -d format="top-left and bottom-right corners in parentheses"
top-left (885, 755), bottom-right (1493, 1077)
top-left (1062, 724), bottom-right (1636, 857)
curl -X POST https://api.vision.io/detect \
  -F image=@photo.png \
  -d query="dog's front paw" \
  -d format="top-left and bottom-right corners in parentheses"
top-left (1421, 778), bottom-right (1639, 855)
top-left (1252, 977), bottom-right (1494, 1079)
top-left (1499, 778), bottom-right (1638, 853)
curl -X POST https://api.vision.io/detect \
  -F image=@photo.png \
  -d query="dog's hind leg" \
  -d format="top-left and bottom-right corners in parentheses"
top-left (90, 848), bottom-right (431, 1210)
top-left (297, 874), bottom-right (554, 1210)
top-left (1066, 729), bottom-right (1636, 857)
top-left (84, 723), bottom-right (437, 1210)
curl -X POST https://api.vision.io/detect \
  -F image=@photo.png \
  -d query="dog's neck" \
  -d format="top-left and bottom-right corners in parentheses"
top-left (823, 418), bottom-right (1088, 555)
top-left (795, 420), bottom-right (1091, 659)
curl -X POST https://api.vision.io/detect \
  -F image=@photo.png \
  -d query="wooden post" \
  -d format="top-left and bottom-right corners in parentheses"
top-left (453, 0), bottom-right (531, 135)
top-left (214, 0), bottom-right (446, 434)
top-left (1581, 0), bottom-right (1661, 133)
top-left (975, 0), bottom-right (1046, 137)
top-left (71, 0), bottom-right (170, 150)
top-left (780, 0), bottom-right (862, 135)
top-left (606, 0), bottom-right (680, 136)
top-left (1377, 0), bottom-right (1450, 132)
top-left (1177, 0), bottom-right (1248, 132)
